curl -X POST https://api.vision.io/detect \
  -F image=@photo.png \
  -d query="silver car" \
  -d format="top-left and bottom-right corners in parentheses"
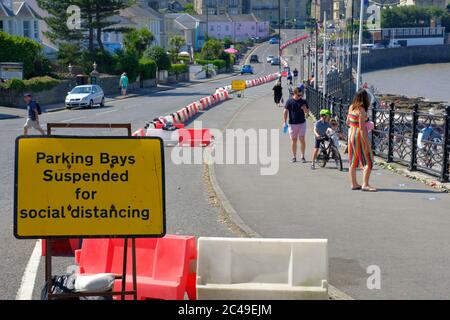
top-left (65, 85), bottom-right (105, 109)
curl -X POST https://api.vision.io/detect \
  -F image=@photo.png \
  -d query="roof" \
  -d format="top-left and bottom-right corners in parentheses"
top-left (121, 3), bottom-right (163, 21)
top-left (192, 15), bottom-right (232, 22)
top-left (0, 1), bottom-right (38, 18)
top-left (13, 1), bottom-right (37, 17)
top-left (0, 2), bottom-right (13, 17)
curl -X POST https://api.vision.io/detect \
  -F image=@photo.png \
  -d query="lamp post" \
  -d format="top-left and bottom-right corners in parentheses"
top-left (314, 0), bottom-right (319, 90)
top-left (278, 0), bottom-right (281, 73)
top-left (356, 0), bottom-right (365, 90)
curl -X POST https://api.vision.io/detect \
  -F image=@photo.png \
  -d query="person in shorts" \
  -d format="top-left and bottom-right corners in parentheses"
top-left (311, 109), bottom-right (332, 170)
top-left (283, 87), bottom-right (310, 163)
top-left (120, 72), bottom-right (128, 96)
top-left (23, 93), bottom-right (45, 135)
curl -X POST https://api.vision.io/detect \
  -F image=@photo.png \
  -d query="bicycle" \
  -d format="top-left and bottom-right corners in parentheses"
top-left (316, 130), bottom-right (343, 171)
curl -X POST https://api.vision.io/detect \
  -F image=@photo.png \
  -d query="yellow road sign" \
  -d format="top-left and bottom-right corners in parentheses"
top-left (232, 80), bottom-right (246, 91)
top-left (14, 136), bottom-right (166, 239)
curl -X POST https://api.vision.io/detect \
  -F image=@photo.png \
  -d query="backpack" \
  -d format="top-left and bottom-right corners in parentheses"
top-left (35, 102), bottom-right (42, 115)
top-left (40, 274), bottom-right (77, 300)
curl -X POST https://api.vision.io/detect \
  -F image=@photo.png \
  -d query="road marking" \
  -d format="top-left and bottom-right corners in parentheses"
top-left (62, 116), bottom-right (86, 122)
top-left (16, 240), bottom-right (41, 300)
top-left (95, 109), bottom-right (118, 116)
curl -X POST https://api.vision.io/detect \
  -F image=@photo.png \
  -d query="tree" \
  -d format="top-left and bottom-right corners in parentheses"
top-left (123, 28), bottom-right (155, 57)
top-left (200, 38), bottom-right (224, 60)
top-left (144, 46), bottom-right (171, 71)
top-left (37, 0), bottom-right (133, 56)
top-left (169, 35), bottom-right (186, 54)
top-left (183, 3), bottom-right (196, 14)
top-left (168, 35), bottom-right (186, 63)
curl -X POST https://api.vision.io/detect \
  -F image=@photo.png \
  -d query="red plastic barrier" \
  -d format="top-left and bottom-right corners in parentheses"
top-left (154, 123), bottom-right (184, 129)
top-left (42, 239), bottom-right (81, 256)
top-left (75, 235), bottom-right (197, 300)
top-left (132, 128), bottom-right (146, 137)
top-left (178, 128), bottom-right (213, 147)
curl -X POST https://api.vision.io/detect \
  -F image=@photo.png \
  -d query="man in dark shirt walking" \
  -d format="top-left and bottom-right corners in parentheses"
top-left (23, 93), bottom-right (45, 135)
top-left (283, 87), bottom-right (310, 163)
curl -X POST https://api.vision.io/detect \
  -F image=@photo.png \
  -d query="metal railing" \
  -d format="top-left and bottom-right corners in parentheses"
top-left (305, 84), bottom-right (450, 182)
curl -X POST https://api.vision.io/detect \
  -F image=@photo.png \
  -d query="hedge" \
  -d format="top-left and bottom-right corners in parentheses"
top-left (0, 32), bottom-right (47, 79)
top-left (169, 64), bottom-right (189, 75)
top-left (195, 59), bottom-right (226, 70)
top-left (0, 76), bottom-right (60, 92)
top-left (139, 58), bottom-right (157, 80)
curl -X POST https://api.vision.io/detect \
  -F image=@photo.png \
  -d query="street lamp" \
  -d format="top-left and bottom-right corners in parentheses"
top-left (278, 0), bottom-right (281, 73)
top-left (68, 63), bottom-right (73, 77)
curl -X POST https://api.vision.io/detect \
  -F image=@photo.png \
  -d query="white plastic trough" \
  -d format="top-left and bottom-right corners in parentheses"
top-left (196, 237), bottom-right (328, 300)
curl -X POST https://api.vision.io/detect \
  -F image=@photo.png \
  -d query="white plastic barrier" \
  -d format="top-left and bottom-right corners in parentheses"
top-left (196, 237), bottom-right (328, 300)
top-left (146, 128), bottom-right (179, 146)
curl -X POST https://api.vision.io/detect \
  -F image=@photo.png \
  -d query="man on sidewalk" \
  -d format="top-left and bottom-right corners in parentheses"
top-left (23, 93), bottom-right (45, 135)
top-left (283, 87), bottom-right (310, 163)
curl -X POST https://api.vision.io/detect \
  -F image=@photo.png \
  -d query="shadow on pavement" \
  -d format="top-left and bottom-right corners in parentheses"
top-left (376, 188), bottom-right (443, 194)
top-left (0, 114), bottom-right (20, 120)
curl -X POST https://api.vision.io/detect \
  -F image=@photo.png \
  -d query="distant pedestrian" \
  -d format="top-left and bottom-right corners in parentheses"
top-left (23, 93), bottom-right (45, 135)
top-left (347, 89), bottom-right (377, 192)
top-left (287, 71), bottom-right (293, 86)
top-left (283, 87), bottom-right (310, 163)
top-left (293, 68), bottom-right (298, 84)
top-left (272, 80), bottom-right (283, 107)
top-left (119, 72), bottom-right (128, 97)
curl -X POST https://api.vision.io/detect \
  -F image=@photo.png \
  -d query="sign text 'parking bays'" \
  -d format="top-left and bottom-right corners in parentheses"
top-left (14, 136), bottom-right (166, 238)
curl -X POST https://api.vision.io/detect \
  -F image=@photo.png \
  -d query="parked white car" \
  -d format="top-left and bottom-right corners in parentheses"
top-left (266, 55), bottom-right (275, 63)
top-left (65, 85), bottom-right (105, 109)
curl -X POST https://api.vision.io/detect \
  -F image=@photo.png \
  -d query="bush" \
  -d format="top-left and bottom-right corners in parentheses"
top-left (80, 49), bottom-right (116, 75)
top-left (113, 50), bottom-right (140, 82)
top-left (169, 64), bottom-right (189, 75)
top-left (143, 46), bottom-right (171, 71)
top-left (0, 31), bottom-right (49, 79)
top-left (212, 59), bottom-right (227, 70)
top-left (0, 76), bottom-right (59, 92)
top-left (139, 57), bottom-right (157, 80)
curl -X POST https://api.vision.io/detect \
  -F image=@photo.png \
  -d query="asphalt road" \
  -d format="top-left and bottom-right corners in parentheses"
top-left (0, 39), bottom-right (283, 299)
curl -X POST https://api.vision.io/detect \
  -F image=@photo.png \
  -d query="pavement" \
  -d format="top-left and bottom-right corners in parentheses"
top-left (209, 30), bottom-right (450, 300)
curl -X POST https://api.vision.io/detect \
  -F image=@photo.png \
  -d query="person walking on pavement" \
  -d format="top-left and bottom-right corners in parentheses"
top-left (347, 89), bottom-right (377, 192)
top-left (119, 72), bottom-right (129, 97)
top-left (23, 93), bottom-right (45, 135)
top-left (283, 87), bottom-right (310, 163)
top-left (272, 80), bottom-right (283, 107)
top-left (293, 68), bottom-right (298, 84)
top-left (287, 71), bottom-right (293, 86)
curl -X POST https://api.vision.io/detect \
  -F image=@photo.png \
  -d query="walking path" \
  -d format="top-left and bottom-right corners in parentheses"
top-left (211, 81), bottom-right (450, 299)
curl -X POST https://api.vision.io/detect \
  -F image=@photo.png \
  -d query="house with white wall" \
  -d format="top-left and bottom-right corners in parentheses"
top-left (0, 0), bottom-right (40, 40)
top-left (102, 1), bottom-right (165, 52)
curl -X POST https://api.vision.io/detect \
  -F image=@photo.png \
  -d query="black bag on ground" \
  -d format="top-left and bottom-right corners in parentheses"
top-left (40, 274), bottom-right (77, 300)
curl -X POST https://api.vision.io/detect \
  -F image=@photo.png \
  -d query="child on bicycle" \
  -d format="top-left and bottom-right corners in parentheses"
top-left (311, 109), bottom-right (332, 170)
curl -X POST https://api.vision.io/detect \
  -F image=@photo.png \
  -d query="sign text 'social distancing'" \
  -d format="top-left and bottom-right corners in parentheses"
top-left (231, 80), bottom-right (246, 91)
top-left (14, 136), bottom-right (166, 239)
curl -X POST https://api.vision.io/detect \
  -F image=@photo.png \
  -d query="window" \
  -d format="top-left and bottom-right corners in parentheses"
top-left (23, 21), bottom-right (30, 38)
top-left (8, 20), bottom-right (13, 33)
top-left (210, 25), bottom-right (214, 31)
top-left (225, 25), bottom-right (229, 31)
top-left (0, 20), bottom-right (3, 32)
top-left (33, 21), bottom-right (39, 39)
